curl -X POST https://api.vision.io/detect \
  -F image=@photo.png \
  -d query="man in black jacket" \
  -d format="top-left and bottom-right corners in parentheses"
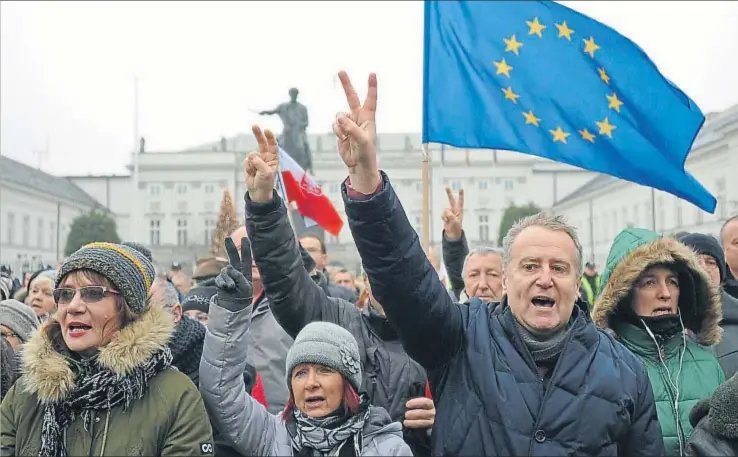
top-left (242, 124), bottom-right (435, 454)
top-left (327, 70), bottom-right (665, 456)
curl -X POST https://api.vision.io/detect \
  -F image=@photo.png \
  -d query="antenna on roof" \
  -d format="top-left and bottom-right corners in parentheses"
top-left (32, 136), bottom-right (50, 170)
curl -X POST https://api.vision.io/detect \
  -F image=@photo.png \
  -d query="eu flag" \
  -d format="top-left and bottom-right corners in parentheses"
top-left (422, 0), bottom-right (716, 212)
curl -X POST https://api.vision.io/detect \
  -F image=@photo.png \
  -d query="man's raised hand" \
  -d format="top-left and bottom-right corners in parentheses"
top-left (333, 71), bottom-right (381, 194)
top-left (442, 187), bottom-right (464, 241)
top-left (245, 125), bottom-right (279, 203)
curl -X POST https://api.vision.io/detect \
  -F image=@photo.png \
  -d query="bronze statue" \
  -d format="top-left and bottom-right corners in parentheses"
top-left (260, 88), bottom-right (312, 172)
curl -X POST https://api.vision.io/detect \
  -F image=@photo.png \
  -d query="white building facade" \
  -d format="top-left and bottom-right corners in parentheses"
top-left (68, 133), bottom-right (596, 271)
top-left (0, 155), bottom-right (103, 273)
top-left (551, 104), bottom-right (738, 269)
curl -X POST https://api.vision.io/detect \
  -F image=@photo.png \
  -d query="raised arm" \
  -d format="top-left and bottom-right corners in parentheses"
top-left (332, 71), bottom-right (464, 370)
top-left (199, 237), bottom-right (282, 456)
top-left (441, 187), bottom-right (468, 299)
top-left (246, 188), bottom-right (357, 338)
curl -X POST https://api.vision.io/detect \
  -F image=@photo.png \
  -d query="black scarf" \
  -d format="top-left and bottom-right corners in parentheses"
top-left (169, 316), bottom-right (206, 384)
top-left (38, 347), bottom-right (172, 457)
top-left (515, 320), bottom-right (571, 365)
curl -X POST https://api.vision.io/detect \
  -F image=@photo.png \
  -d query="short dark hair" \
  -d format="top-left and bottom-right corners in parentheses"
top-left (299, 233), bottom-right (326, 254)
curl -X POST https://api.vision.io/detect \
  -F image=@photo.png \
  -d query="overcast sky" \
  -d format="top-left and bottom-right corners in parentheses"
top-left (2, 1), bottom-right (737, 176)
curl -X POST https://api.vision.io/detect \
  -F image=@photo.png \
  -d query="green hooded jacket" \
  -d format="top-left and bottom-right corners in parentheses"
top-left (0, 305), bottom-right (214, 457)
top-left (593, 228), bottom-right (725, 456)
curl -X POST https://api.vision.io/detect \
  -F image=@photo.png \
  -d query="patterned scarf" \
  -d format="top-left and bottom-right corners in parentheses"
top-left (289, 394), bottom-right (371, 456)
top-left (38, 347), bottom-right (173, 457)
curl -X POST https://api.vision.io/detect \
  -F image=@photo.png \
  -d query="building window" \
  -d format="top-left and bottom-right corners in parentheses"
top-left (503, 180), bottom-right (514, 191)
top-left (204, 183), bottom-right (215, 194)
top-left (37, 218), bottom-right (44, 248)
top-left (478, 214), bottom-right (490, 241)
top-left (204, 219), bottom-right (215, 245)
top-left (22, 215), bottom-right (30, 246)
top-left (176, 184), bottom-right (188, 195)
top-left (177, 219), bottom-right (188, 246)
top-left (478, 180), bottom-right (488, 191)
top-left (6, 213), bottom-right (15, 244)
top-left (149, 220), bottom-right (161, 246)
top-left (49, 222), bottom-right (56, 252)
top-left (149, 184), bottom-right (161, 196)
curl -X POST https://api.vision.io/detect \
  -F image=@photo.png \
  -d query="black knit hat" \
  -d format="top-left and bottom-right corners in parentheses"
top-left (678, 233), bottom-right (726, 283)
top-left (182, 285), bottom-right (217, 314)
top-left (56, 242), bottom-right (155, 314)
top-left (121, 241), bottom-right (154, 262)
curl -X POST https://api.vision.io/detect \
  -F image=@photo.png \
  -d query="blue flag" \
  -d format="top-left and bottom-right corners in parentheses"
top-left (422, 0), bottom-right (716, 212)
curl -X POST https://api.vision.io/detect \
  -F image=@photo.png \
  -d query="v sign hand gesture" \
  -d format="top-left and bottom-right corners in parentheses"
top-left (333, 71), bottom-right (381, 194)
top-left (214, 236), bottom-right (254, 312)
top-left (442, 187), bottom-right (464, 242)
top-left (245, 125), bottom-right (279, 203)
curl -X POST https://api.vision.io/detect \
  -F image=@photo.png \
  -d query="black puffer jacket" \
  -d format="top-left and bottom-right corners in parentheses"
top-left (715, 290), bottom-right (738, 378)
top-left (246, 192), bottom-right (430, 454)
top-left (685, 373), bottom-right (738, 456)
top-left (342, 172), bottom-right (665, 456)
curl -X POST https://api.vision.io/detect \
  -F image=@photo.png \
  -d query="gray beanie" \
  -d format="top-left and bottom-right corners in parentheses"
top-left (0, 299), bottom-right (40, 342)
top-left (121, 241), bottom-right (154, 262)
top-left (286, 321), bottom-right (362, 392)
top-left (56, 242), bottom-right (155, 314)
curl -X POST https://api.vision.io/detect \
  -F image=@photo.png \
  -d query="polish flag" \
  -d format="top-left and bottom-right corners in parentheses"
top-left (276, 147), bottom-right (344, 236)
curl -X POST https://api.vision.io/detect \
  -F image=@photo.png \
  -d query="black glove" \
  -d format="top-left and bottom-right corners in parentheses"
top-left (214, 237), bottom-right (253, 312)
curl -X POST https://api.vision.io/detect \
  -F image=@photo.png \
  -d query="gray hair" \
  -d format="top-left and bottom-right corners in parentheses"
top-left (461, 246), bottom-right (504, 277)
top-left (720, 214), bottom-right (738, 246)
top-left (502, 212), bottom-right (583, 277)
top-left (151, 278), bottom-right (180, 308)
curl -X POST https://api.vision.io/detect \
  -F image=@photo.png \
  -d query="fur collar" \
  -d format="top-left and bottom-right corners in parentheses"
top-left (592, 237), bottom-right (722, 346)
top-left (20, 304), bottom-right (173, 403)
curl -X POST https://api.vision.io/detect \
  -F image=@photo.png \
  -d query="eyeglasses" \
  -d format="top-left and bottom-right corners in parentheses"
top-left (1, 331), bottom-right (19, 339)
top-left (53, 286), bottom-right (120, 305)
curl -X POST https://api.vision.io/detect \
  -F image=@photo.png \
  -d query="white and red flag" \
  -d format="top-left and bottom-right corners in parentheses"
top-left (275, 147), bottom-right (344, 237)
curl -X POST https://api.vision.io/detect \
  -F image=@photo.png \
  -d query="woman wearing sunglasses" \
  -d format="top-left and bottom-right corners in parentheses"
top-left (0, 242), bottom-right (213, 457)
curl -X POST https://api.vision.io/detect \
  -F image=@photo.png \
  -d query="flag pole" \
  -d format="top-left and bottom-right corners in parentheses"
top-left (421, 144), bottom-right (431, 253)
top-left (275, 164), bottom-right (298, 234)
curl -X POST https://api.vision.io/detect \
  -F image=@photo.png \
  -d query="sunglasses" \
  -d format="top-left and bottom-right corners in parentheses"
top-left (53, 286), bottom-right (120, 305)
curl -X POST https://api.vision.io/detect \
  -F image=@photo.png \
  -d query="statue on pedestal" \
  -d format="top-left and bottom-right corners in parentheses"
top-left (260, 88), bottom-right (312, 173)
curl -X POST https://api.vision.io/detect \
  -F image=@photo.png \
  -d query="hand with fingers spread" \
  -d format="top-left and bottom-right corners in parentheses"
top-left (442, 187), bottom-right (465, 242)
top-left (404, 397), bottom-right (436, 430)
top-left (333, 71), bottom-right (381, 194)
top-left (245, 125), bottom-right (280, 203)
top-left (214, 237), bottom-right (254, 312)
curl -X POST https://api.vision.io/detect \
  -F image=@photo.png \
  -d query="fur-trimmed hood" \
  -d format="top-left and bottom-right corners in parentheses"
top-left (20, 304), bottom-right (173, 403)
top-left (592, 228), bottom-right (722, 346)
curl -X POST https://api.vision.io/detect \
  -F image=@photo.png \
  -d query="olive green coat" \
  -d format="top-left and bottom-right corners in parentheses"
top-left (0, 305), bottom-right (214, 456)
top-left (593, 228), bottom-right (725, 456)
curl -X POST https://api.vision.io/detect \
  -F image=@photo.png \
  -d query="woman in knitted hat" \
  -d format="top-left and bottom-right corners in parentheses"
top-left (593, 228), bottom-right (725, 456)
top-left (200, 237), bottom-right (411, 456)
top-left (0, 299), bottom-right (40, 352)
top-left (0, 242), bottom-right (214, 457)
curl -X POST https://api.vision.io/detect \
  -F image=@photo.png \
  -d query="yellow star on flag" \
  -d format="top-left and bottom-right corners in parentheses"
top-left (555, 21), bottom-right (575, 41)
top-left (503, 34), bottom-right (524, 55)
top-left (526, 17), bottom-right (546, 38)
top-left (494, 59), bottom-right (513, 77)
top-left (583, 37), bottom-right (600, 58)
top-left (596, 117), bottom-right (617, 138)
top-left (579, 129), bottom-right (596, 143)
top-left (598, 67), bottom-right (610, 85)
top-left (522, 110), bottom-right (541, 127)
top-left (606, 93), bottom-right (623, 112)
top-left (550, 126), bottom-right (570, 143)
top-left (501, 86), bottom-right (520, 104)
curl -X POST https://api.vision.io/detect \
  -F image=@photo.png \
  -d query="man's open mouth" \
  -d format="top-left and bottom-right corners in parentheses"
top-left (532, 296), bottom-right (556, 307)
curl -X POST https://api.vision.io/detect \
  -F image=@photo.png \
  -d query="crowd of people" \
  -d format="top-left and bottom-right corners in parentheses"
top-left (1, 71), bottom-right (737, 456)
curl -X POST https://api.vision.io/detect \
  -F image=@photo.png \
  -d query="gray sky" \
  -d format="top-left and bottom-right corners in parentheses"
top-left (2, 1), bottom-right (737, 176)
